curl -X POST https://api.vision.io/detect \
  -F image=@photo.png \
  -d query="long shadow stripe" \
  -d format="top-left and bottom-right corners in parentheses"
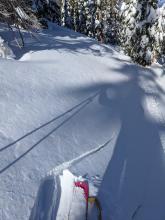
top-left (0, 98), bottom-right (93, 174)
top-left (0, 91), bottom-right (100, 153)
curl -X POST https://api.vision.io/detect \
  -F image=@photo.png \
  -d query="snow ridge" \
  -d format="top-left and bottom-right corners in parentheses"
top-left (48, 137), bottom-right (114, 176)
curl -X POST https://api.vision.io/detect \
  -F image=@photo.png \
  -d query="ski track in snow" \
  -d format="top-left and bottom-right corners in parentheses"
top-left (48, 138), bottom-right (114, 176)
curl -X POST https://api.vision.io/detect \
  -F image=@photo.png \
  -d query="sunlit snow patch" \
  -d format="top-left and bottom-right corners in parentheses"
top-left (142, 95), bottom-right (162, 124)
top-left (19, 51), bottom-right (34, 61)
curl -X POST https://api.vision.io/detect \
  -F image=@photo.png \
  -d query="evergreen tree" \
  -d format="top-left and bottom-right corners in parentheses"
top-left (78, 0), bottom-right (88, 34)
top-left (95, 0), bottom-right (120, 44)
top-left (120, 0), bottom-right (159, 66)
top-left (86, 0), bottom-right (97, 37)
top-left (61, 0), bottom-right (73, 28)
top-left (34, 0), bottom-right (61, 27)
top-left (60, 0), bottom-right (121, 44)
top-left (158, 4), bottom-right (165, 60)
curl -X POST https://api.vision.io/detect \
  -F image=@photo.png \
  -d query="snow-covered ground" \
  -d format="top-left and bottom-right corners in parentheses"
top-left (0, 23), bottom-right (165, 220)
top-left (159, 0), bottom-right (165, 7)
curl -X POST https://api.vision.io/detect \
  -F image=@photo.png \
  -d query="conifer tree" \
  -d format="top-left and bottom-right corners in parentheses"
top-left (158, 4), bottom-right (165, 59)
top-left (60, 0), bottom-right (121, 44)
top-left (120, 0), bottom-right (159, 66)
top-left (86, 0), bottom-right (97, 37)
top-left (95, 0), bottom-right (120, 43)
top-left (61, 0), bottom-right (73, 28)
top-left (34, 0), bottom-right (61, 26)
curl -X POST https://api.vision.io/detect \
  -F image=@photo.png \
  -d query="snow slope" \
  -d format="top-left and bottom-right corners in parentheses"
top-left (159, 0), bottom-right (165, 7)
top-left (0, 23), bottom-right (165, 220)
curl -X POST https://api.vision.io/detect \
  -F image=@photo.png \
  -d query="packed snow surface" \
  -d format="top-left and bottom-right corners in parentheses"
top-left (0, 24), bottom-right (165, 220)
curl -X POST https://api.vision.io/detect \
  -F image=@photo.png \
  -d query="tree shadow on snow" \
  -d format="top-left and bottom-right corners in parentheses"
top-left (0, 91), bottom-right (99, 174)
top-left (70, 64), bottom-right (165, 220)
top-left (97, 72), bottom-right (165, 220)
top-left (0, 23), bottom-right (116, 60)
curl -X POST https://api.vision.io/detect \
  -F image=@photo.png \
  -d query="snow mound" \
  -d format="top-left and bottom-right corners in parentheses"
top-left (19, 51), bottom-right (34, 61)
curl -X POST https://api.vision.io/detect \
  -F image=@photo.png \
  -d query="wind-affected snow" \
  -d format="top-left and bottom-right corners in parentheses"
top-left (0, 23), bottom-right (165, 220)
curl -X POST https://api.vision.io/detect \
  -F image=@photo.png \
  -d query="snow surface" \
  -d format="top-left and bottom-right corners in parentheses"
top-left (0, 23), bottom-right (165, 220)
top-left (159, 0), bottom-right (165, 7)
